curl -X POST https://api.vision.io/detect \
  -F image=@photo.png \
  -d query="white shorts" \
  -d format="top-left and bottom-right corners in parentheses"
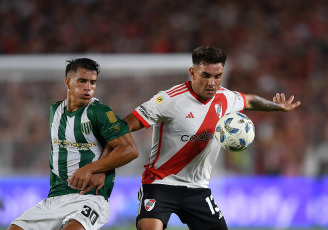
top-left (11, 193), bottom-right (110, 230)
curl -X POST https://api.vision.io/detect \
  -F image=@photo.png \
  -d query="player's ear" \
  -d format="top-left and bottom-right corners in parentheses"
top-left (65, 77), bottom-right (70, 89)
top-left (189, 67), bottom-right (195, 80)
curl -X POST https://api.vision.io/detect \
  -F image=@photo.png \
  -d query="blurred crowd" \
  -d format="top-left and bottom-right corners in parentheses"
top-left (0, 0), bottom-right (328, 177)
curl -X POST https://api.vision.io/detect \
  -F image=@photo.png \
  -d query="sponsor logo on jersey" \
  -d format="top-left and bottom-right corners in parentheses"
top-left (155, 95), bottom-right (165, 104)
top-left (185, 112), bottom-right (194, 118)
top-left (181, 130), bottom-right (215, 142)
top-left (106, 111), bottom-right (117, 123)
top-left (109, 123), bottom-right (121, 132)
top-left (53, 138), bottom-right (97, 150)
top-left (81, 121), bottom-right (92, 135)
top-left (144, 199), bottom-right (156, 211)
top-left (215, 103), bottom-right (223, 118)
top-left (139, 105), bottom-right (151, 119)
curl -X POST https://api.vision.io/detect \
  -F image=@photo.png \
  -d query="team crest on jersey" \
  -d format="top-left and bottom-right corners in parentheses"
top-left (155, 95), bottom-right (165, 104)
top-left (215, 103), bottom-right (223, 118)
top-left (106, 111), bottom-right (117, 123)
top-left (81, 121), bottom-right (93, 135)
top-left (144, 199), bottom-right (156, 211)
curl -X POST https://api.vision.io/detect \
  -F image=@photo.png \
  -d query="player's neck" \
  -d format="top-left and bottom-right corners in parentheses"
top-left (189, 81), bottom-right (209, 102)
top-left (66, 97), bottom-right (89, 113)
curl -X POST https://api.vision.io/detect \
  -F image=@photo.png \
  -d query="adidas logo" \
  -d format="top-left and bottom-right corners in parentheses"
top-left (186, 112), bottom-right (194, 118)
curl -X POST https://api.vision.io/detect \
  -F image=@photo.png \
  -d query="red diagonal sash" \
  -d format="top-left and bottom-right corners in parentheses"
top-left (142, 94), bottom-right (227, 184)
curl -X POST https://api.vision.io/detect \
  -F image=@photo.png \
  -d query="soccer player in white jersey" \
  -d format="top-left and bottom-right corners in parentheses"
top-left (8, 58), bottom-right (138, 230)
top-left (124, 46), bottom-right (301, 230)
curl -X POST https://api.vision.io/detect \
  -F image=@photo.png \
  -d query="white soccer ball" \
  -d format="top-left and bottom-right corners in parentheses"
top-left (215, 112), bottom-right (255, 152)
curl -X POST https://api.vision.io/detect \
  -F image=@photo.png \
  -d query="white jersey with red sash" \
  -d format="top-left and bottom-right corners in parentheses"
top-left (132, 81), bottom-right (246, 188)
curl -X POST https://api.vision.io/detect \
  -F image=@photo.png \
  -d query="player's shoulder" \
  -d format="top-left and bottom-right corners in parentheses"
top-left (88, 98), bottom-right (104, 108)
top-left (51, 100), bottom-right (64, 106)
top-left (151, 82), bottom-right (189, 106)
top-left (146, 82), bottom-right (190, 107)
top-left (50, 100), bottom-right (65, 111)
top-left (216, 86), bottom-right (239, 95)
top-left (216, 87), bottom-right (245, 105)
top-left (164, 82), bottom-right (189, 99)
top-left (216, 86), bottom-right (230, 93)
top-left (87, 98), bottom-right (112, 113)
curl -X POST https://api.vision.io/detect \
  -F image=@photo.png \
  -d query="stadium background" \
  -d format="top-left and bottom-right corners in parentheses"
top-left (0, 0), bottom-right (328, 229)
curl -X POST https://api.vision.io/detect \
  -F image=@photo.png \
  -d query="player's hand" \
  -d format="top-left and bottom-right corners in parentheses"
top-left (67, 166), bottom-right (92, 191)
top-left (80, 173), bottom-right (105, 195)
top-left (273, 93), bottom-right (301, 112)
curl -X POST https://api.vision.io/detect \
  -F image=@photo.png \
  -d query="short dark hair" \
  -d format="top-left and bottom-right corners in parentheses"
top-left (192, 46), bottom-right (227, 66)
top-left (65, 58), bottom-right (100, 77)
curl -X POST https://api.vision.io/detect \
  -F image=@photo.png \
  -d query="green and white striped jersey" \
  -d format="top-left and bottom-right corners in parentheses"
top-left (48, 98), bottom-right (129, 200)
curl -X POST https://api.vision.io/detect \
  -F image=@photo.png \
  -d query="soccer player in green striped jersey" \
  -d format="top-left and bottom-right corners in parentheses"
top-left (9, 58), bottom-right (138, 230)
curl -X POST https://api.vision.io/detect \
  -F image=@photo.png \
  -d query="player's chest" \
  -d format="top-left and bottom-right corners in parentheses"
top-left (172, 101), bottom-right (223, 135)
top-left (52, 112), bottom-right (92, 137)
top-left (173, 104), bottom-right (206, 132)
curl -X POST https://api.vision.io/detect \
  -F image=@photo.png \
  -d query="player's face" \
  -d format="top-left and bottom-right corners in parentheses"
top-left (189, 63), bottom-right (224, 101)
top-left (65, 67), bottom-right (97, 111)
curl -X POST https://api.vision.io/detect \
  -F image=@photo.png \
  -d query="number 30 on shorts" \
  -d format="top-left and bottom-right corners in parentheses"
top-left (205, 195), bottom-right (221, 215)
top-left (81, 205), bottom-right (99, 225)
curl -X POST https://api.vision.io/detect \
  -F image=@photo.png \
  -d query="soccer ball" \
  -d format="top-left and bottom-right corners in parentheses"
top-left (215, 112), bottom-right (255, 152)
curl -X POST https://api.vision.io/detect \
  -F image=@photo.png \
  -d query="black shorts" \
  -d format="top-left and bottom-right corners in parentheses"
top-left (136, 184), bottom-right (228, 230)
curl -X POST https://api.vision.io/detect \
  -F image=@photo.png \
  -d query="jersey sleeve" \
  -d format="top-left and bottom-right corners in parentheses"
top-left (132, 91), bottom-right (174, 128)
top-left (91, 104), bottom-right (130, 142)
top-left (225, 91), bottom-right (246, 114)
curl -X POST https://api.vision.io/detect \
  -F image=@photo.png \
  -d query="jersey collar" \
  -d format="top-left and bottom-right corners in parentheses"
top-left (186, 81), bottom-right (213, 105)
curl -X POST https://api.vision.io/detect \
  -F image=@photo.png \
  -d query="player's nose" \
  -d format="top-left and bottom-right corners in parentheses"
top-left (208, 77), bottom-right (215, 86)
top-left (84, 82), bottom-right (91, 90)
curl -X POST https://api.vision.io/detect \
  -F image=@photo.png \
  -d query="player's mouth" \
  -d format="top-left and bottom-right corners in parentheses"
top-left (82, 93), bottom-right (91, 99)
top-left (205, 89), bottom-right (216, 93)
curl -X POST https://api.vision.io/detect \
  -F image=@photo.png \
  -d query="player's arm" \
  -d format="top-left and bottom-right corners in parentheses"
top-left (79, 113), bottom-right (143, 194)
top-left (124, 113), bottom-right (145, 132)
top-left (79, 145), bottom-right (113, 195)
top-left (68, 132), bottom-right (138, 191)
top-left (244, 93), bottom-right (301, 112)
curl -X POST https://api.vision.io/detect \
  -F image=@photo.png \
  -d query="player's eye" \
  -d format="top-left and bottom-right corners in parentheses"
top-left (214, 74), bottom-right (222, 80)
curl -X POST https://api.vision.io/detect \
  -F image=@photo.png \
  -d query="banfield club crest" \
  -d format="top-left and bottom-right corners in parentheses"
top-left (215, 103), bottom-right (223, 118)
top-left (144, 199), bottom-right (156, 211)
